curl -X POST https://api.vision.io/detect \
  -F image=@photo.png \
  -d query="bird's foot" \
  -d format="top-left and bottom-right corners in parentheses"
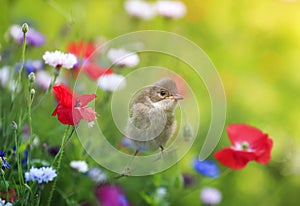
top-left (115, 167), bottom-right (131, 179)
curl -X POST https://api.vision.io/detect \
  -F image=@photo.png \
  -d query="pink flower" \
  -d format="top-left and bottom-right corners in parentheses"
top-left (95, 184), bottom-right (130, 206)
top-left (214, 124), bottom-right (273, 169)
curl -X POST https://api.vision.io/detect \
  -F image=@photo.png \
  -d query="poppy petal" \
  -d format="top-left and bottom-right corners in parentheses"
top-left (77, 94), bottom-right (97, 106)
top-left (78, 107), bottom-right (97, 122)
top-left (255, 138), bottom-right (273, 164)
top-left (82, 63), bottom-right (113, 80)
top-left (53, 84), bottom-right (76, 107)
top-left (72, 108), bottom-right (84, 125)
top-left (214, 148), bottom-right (255, 170)
top-left (55, 107), bottom-right (76, 125)
top-left (227, 124), bottom-right (266, 145)
top-left (67, 41), bottom-right (96, 59)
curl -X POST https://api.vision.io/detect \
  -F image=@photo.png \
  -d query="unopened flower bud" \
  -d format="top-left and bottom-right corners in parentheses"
top-left (12, 121), bottom-right (18, 130)
top-left (28, 72), bottom-right (35, 83)
top-left (22, 23), bottom-right (29, 34)
top-left (30, 88), bottom-right (35, 95)
top-left (30, 88), bottom-right (35, 100)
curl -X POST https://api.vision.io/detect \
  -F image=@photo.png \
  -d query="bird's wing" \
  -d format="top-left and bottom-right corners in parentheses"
top-left (127, 103), bottom-right (168, 142)
top-left (129, 103), bottom-right (151, 129)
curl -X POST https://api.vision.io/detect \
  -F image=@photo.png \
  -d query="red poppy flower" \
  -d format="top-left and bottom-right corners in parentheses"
top-left (214, 124), bottom-right (273, 169)
top-left (52, 84), bottom-right (97, 125)
top-left (67, 41), bottom-right (96, 59)
top-left (82, 63), bottom-right (114, 80)
top-left (67, 40), bottom-right (113, 80)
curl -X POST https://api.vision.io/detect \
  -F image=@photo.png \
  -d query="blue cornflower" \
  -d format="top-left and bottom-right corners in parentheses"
top-left (21, 149), bottom-right (28, 166)
top-left (16, 60), bottom-right (44, 74)
top-left (24, 167), bottom-right (57, 184)
top-left (0, 150), bottom-right (11, 170)
top-left (193, 159), bottom-right (220, 178)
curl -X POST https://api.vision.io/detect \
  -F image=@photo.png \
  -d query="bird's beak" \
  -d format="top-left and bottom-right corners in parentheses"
top-left (167, 94), bottom-right (184, 100)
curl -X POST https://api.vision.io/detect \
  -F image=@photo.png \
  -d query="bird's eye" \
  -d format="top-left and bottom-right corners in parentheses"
top-left (160, 90), bottom-right (166, 96)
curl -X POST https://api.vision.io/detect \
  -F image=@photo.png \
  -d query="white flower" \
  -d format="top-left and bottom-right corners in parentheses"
top-left (0, 66), bottom-right (10, 87)
top-left (35, 70), bottom-right (53, 90)
top-left (107, 48), bottom-right (139, 67)
top-left (156, 0), bottom-right (186, 19)
top-left (33, 137), bottom-right (40, 146)
top-left (43, 50), bottom-right (77, 69)
top-left (156, 187), bottom-right (167, 198)
top-left (8, 24), bottom-right (22, 42)
top-left (200, 187), bottom-right (222, 205)
top-left (0, 67), bottom-right (21, 92)
top-left (0, 198), bottom-right (12, 206)
top-left (97, 73), bottom-right (126, 91)
top-left (25, 167), bottom-right (57, 184)
top-left (87, 167), bottom-right (108, 183)
top-left (124, 0), bottom-right (157, 20)
top-left (70, 160), bottom-right (89, 173)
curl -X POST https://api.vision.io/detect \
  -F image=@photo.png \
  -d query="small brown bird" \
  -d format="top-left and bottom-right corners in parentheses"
top-left (125, 77), bottom-right (183, 154)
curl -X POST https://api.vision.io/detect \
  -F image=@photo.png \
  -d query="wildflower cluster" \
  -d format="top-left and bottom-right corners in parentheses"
top-left (0, 2), bottom-right (278, 205)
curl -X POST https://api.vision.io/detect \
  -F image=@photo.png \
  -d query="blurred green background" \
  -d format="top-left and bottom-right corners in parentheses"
top-left (1, 0), bottom-right (300, 205)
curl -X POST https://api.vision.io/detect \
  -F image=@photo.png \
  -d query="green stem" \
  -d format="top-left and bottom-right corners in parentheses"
top-left (27, 87), bottom-right (34, 170)
top-left (11, 27), bottom-right (27, 111)
top-left (47, 68), bottom-right (60, 94)
top-left (35, 184), bottom-right (43, 206)
top-left (27, 92), bottom-right (33, 170)
top-left (31, 67), bottom-right (60, 112)
top-left (47, 125), bottom-right (73, 206)
top-left (51, 126), bottom-right (75, 165)
top-left (13, 125), bottom-right (25, 187)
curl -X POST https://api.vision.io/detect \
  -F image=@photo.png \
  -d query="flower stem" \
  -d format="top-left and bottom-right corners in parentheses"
top-left (11, 24), bottom-right (27, 111)
top-left (27, 87), bottom-right (34, 171)
top-left (47, 125), bottom-right (74, 206)
top-left (51, 126), bottom-right (75, 165)
top-left (13, 122), bottom-right (25, 187)
top-left (31, 66), bottom-right (60, 114)
top-left (35, 184), bottom-right (43, 206)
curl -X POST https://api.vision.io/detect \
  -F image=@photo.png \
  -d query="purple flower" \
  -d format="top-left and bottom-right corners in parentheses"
top-left (8, 24), bottom-right (45, 46)
top-left (95, 184), bottom-right (130, 206)
top-left (193, 159), bottom-right (220, 178)
top-left (47, 146), bottom-right (60, 156)
top-left (183, 173), bottom-right (196, 187)
top-left (0, 150), bottom-right (10, 170)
